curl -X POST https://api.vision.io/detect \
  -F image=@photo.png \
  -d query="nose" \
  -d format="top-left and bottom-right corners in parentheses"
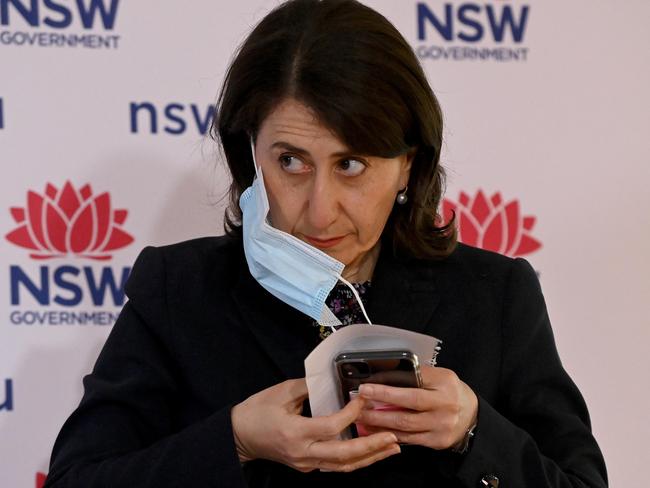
top-left (306, 171), bottom-right (339, 232)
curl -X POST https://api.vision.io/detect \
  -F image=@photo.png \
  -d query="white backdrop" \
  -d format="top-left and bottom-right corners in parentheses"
top-left (1, 1), bottom-right (648, 486)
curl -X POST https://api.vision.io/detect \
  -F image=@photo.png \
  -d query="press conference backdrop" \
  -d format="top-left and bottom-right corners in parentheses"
top-left (1, 1), bottom-right (648, 486)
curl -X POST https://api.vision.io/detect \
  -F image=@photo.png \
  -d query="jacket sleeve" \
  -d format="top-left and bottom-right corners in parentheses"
top-left (43, 247), bottom-right (247, 488)
top-left (455, 258), bottom-right (608, 487)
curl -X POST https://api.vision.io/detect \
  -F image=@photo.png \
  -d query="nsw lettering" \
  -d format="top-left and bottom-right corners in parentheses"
top-left (1, 379), bottom-right (13, 412)
top-left (11, 265), bottom-right (130, 306)
top-left (0, 0), bottom-right (120, 30)
top-left (130, 102), bottom-right (216, 136)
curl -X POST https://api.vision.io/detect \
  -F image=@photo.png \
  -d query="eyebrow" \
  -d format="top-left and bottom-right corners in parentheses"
top-left (270, 141), bottom-right (354, 158)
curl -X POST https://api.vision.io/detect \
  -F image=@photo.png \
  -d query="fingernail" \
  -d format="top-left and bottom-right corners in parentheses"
top-left (359, 384), bottom-right (374, 396)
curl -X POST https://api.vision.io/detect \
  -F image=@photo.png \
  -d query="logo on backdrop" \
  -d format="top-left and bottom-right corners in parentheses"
top-left (129, 101), bottom-right (216, 136)
top-left (6, 181), bottom-right (133, 259)
top-left (36, 472), bottom-right (47, 488)
top-left (415, 1), bottom-right (531, 62)
top-left (1, 378), bottom-right (13, 411)
top-left (5, 181), bottom-right (133, 326)
top-left (442, 189), bottom-right (541, 257)
top-left (0, 0), bottom-right (121, 49)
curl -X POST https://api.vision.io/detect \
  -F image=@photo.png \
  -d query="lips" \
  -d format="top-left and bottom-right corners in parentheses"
top-left (304, 235), bottom-right (345, 249)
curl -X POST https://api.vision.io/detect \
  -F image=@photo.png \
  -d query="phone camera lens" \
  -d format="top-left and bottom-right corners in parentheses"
top-left (342, 361), bottom-right (370, 378)
top-left (342, 364), bottom-right (355, 376)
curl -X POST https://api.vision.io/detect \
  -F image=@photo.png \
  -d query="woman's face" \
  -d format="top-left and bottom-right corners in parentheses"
top-left (254, 98), bottom-right (412, 270)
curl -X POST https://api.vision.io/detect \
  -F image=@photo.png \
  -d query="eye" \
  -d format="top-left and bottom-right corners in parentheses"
top-left (337, 158), bottom-right (366, 177)
top-left (279, 155), bottom-right (310, 174)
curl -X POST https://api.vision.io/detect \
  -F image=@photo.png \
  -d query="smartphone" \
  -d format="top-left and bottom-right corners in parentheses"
top-left (334, 350), bottom-right (422, 438)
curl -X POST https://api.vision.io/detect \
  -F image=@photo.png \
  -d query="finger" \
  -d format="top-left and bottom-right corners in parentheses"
top-left (358, 383), bottom-right (436, 411)
top-left (357, 407), bottom-right (433, 432)
top-left (279, 378), bottom-right (309, 416)
top-left (419, 366), bottom-right (457, 390)
top-left (284, 378), bottom-right (308, 401)
top-left (318, 442), bottom-right (401, 473)
top-left (308, 431), bottom-right (398, 462)
top-left (300, 396), bottom-right (366, 438)
top-left (359, 425), bottom-right (435, 448)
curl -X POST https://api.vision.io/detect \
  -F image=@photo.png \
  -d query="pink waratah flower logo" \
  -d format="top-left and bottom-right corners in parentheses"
top-left (442, 189), bottom-right (541, 257)
top-left (36, 472), bottom-right (47, 488)
top-left (5, 181), bottom-right (134, 260)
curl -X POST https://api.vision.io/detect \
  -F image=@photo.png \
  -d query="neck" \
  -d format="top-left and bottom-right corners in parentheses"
top-left (341, 241), bottom-right (381, 283)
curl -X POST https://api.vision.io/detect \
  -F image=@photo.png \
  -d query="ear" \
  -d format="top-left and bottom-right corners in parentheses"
top-left (398, 148), bottom-right (416, 189)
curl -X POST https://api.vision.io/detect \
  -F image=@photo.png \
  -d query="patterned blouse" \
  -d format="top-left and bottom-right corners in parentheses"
top-left (313, 280), bottom-right (371, 340)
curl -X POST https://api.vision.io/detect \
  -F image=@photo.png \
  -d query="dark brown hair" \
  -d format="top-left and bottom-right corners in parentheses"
top-left (212, 0), bottom-right (456, 259)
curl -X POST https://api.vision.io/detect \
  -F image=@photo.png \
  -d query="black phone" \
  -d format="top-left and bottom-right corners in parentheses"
top-left (334, 349), bottom-right (422, 437)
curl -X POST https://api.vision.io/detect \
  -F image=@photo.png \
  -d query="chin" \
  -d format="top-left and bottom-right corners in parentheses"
top-left (324, 248), bottom-right (355, 265)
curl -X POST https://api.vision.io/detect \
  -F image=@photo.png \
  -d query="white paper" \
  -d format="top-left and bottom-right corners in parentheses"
top-left (304, 323), bottom-right (441, 439)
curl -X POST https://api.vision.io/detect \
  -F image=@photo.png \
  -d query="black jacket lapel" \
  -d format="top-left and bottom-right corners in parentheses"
top-left (231, 252), bottom-right (319, 380)
top-left (366, 245), bottom-right (441, 335)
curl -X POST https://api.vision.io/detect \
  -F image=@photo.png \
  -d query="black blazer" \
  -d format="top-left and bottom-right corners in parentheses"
top-left (44, 236), bottom-right (607, 487)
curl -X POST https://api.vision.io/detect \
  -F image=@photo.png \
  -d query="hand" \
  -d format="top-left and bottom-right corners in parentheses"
top-left (355, 365), bottom-right (478, 451)
top-left (230, 378), bottom-right (401, 472)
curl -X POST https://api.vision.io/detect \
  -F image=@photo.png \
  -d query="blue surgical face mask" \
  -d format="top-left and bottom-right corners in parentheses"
top-left (239, 139), bottom-right (371, 330)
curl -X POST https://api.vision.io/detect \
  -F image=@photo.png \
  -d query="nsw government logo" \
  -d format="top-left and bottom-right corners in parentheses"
top-left (442, 189), bottom-right (541, 257)
top-left (0, 0), bottom-right (121, 49)
top-left (415, 1), bottom-right (531, 62)
top-left (36, 472), bottom-right (47, 488)
top-left (5, 181), bottom-right (134, 326)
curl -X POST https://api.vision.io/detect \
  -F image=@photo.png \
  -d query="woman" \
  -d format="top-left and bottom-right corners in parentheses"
top-left (44, 0), bottom-right (607, 487)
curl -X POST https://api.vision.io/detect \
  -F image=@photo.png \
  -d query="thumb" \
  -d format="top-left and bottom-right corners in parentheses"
top-left (282, 378), bottom-right (309, 407)
top-left (302, 396), bottom-right (366, 438)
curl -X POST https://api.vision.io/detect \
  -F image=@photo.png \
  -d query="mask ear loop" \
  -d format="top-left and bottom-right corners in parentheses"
top-left (250, 138), bottom-right (261, 177)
